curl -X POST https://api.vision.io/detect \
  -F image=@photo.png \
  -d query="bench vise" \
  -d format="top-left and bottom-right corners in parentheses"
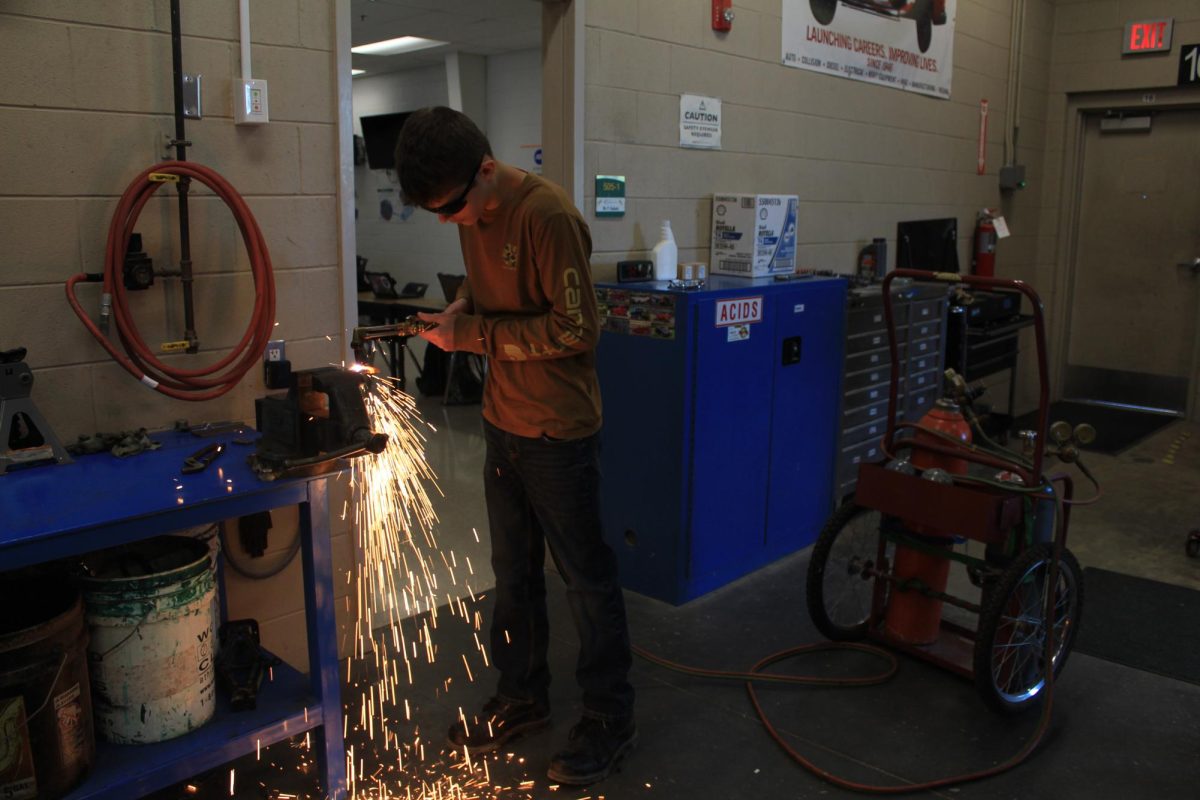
top-left (250, 366), bottom-right (388, 480)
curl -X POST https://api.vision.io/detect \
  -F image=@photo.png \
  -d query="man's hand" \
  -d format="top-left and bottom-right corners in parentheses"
top-left (417, 299), bottom-right (467, 350)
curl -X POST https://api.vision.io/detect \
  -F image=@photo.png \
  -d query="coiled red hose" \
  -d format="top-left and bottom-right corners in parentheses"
top-left (66, 161), bottom-right (275, 401)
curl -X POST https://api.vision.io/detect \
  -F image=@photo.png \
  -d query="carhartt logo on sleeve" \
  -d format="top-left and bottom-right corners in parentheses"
top-left (557, 266), bottom-right (584, 347)
top-left (502, 243), bottom-right (518, 269)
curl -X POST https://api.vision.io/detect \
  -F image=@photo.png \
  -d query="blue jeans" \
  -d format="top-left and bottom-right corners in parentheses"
top-left (482, 419), bottom-right (634, 721)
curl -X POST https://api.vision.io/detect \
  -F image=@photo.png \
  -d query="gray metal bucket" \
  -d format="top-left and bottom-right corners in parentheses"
top-left (0, 576), bottom-right (94, 800)
top-left (80, 535), bottom-right (217, 744)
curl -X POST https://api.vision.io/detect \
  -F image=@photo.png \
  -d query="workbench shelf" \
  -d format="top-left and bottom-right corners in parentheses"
top-left (73, 658), bottom-right (319, 799)
top-left (0, 430), bottom-right (347, 800)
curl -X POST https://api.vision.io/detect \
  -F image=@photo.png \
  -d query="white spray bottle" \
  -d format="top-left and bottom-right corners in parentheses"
top-left (651, 220), bottom-right (678, 281)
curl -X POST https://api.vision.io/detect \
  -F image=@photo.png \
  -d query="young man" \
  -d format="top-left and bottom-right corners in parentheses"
top-left (394, 107), bottom-right (635, 786)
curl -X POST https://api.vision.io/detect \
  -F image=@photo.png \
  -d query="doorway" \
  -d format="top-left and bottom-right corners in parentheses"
top-left (1063, 108), bottom-right (1200, 419)
top-left (336, 0), bottom-right (580, 626)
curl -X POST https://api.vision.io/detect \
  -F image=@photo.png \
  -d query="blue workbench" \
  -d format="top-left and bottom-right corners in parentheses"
top-left (0, 431), bottom-right (347, 800)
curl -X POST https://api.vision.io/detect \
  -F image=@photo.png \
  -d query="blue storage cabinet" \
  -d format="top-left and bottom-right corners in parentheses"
top-left (595, 275), bottom-right (847, 604)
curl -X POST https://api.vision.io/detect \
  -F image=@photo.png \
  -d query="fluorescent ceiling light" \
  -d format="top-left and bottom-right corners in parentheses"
top-left (352, 69), bottom-right (366, 76)
top-left (351, 36), bottom-right (446, 56)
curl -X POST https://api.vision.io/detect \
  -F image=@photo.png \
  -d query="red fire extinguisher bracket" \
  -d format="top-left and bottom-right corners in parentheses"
top-left (712, 0), bottom-right (733, 31)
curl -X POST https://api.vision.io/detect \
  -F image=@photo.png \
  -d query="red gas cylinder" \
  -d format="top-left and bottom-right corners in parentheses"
top-left (910, 398), bottom-right (972, 473)
top-left (884, 399), bottom-right (972, 645)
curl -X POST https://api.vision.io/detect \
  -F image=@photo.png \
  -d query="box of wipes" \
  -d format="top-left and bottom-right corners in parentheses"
top-left (710, 194), bottom-right (798, 277)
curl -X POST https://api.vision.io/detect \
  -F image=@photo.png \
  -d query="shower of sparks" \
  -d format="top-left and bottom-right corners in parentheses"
top-left (319, 372), bottom-right (549, 800)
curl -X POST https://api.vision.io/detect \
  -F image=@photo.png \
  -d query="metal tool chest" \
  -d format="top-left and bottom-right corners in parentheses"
top-left (835, 281), bottom-right (951, 500)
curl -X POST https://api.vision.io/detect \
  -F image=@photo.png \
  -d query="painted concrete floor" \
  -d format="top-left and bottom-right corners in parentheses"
top-left (147, 396), bottom-right (1200, 799)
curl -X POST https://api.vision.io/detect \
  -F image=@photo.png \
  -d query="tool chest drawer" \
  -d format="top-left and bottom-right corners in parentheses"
top-left (835, 284), bottom-right (950, 501)
top-left (908, 351), bottom-right (938, 376)
top-left (847, 303), bottom-right (908, 334)
top-left (846, 344), bottom-right (905, 373)
top-left (846, 328), bottom-right (894, 355)
top-left (842, 417), bottom-right (888, 449)
top-left (842, 364), bottom-right (892, 394)
top-left (839, 437), bottom-right (885, 487)
top-left (910, 298), bottom-right (942, 322)
top-left (909, 318), bottom-right (942, 342)
top-left (842, 395), bottom-right (895, 431)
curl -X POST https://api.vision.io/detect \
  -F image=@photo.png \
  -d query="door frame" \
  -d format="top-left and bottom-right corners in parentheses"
top-left (1053, 88), bottom-right (1200, 419)
top-left (540, 0), bottom-right (586, 210)
top-left (332, 0), bottom-right (586, 361)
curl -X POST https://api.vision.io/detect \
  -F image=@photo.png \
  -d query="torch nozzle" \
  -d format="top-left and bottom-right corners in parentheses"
top-left (351, 316), bottom-right (437, 365)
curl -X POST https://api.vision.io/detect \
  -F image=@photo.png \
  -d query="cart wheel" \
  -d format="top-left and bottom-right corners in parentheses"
top-left (914, 0), bottom-right (933, 52)
top-left (973, 543), bottom-right (1083, 713)
top-left (810, 0), bottom-right (837, 26)
top-left (807, 501), bottom-right (894, 641)
top-left (1187, 531), bottom-right (1200, 558)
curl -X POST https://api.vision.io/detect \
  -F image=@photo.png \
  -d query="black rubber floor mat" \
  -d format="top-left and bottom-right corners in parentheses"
top-left (1012, 401), bottom-right (1177, 454)
top-left (1074, 567), bottom-right (1200, 685)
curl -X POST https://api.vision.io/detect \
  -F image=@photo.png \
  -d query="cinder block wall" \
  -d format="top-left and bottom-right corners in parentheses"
top-left (581, 0), bottom-right (1051, 279)
top-left (579, 0), bottom-right (1199, 418)
top-left (0, 0), bottom-right (353, 668)
top-left (579, 0), bottom-right (1055, 415)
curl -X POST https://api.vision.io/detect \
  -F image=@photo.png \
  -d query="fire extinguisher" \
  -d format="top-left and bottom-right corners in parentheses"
top-left (972, 209), bottom-right (997, 277)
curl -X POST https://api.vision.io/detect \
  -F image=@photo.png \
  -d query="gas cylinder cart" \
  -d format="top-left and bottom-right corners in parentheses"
top-left (807, 271), bottom-right (1100, 713)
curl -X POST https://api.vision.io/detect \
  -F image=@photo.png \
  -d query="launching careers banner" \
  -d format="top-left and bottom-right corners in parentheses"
top-left (782, 0), bottom-right (956, 99)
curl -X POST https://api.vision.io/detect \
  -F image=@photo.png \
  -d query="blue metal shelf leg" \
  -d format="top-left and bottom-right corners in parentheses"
top-left (301, 479), bottom-right (347, 799)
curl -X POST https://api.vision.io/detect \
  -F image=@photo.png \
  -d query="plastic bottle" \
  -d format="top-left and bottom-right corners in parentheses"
top-left (872, 237), bottom-right (887, 280)
top-left (856, 242), bottom-right (877, 283)
top-left (856, 238), bottom-right (889, 283)
top-left (651, 221), bottom-right (677, 281)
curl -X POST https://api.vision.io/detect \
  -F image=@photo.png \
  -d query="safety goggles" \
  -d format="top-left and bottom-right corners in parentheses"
top-left (425, 160), bottom-right (482, 216)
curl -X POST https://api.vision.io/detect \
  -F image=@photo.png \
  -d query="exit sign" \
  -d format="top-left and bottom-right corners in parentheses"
top-left (1123, 18), bottom-right (1174, 55)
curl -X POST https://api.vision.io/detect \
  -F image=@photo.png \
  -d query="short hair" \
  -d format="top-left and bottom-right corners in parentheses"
top-left (394, 107), bottom-right (492, 208)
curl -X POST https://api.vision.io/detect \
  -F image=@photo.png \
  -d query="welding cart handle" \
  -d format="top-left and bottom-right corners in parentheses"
top-left (879, 269), bottom-right (1050, 480)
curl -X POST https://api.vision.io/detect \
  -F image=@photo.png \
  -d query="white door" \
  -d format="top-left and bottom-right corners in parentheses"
top-left (1064, 109), bottom-right (1200, 417)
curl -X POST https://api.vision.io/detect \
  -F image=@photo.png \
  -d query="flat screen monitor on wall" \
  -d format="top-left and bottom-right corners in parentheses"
top-left (896, 217), bottom-right (960, 273)
top-left (359, 112), bottom-right (412, 170)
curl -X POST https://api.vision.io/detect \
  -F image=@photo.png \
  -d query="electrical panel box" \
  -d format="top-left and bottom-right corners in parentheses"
top-left (234, 78), bottom-right (269, 125)
top-left (594, 274), bottom-right (847, 604)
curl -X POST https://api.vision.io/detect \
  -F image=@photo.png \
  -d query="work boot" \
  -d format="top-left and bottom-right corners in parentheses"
top-left (546, 715), bottom-right (637, 785)
top-left (447, 696), bottom-right (550, 754)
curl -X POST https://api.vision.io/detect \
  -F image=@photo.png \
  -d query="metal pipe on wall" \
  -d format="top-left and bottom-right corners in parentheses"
top-left (170, 0), bottom-right (198, 352)
top-left (1004, 0), bottom-right (1027, 166)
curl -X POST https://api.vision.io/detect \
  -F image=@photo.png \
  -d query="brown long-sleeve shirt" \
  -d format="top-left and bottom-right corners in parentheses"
top-left (448, 172), bottom-right (602, 440)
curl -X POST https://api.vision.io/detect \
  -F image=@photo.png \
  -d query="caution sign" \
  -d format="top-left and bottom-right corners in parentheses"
top-left (679, 94), bottom-right (722, 149)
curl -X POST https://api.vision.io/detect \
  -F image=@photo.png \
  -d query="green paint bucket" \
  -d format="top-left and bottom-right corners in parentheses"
top-left (0, 575), bottom-right (94, 800)
top-left (80, 535), bottom-right (217, 744)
